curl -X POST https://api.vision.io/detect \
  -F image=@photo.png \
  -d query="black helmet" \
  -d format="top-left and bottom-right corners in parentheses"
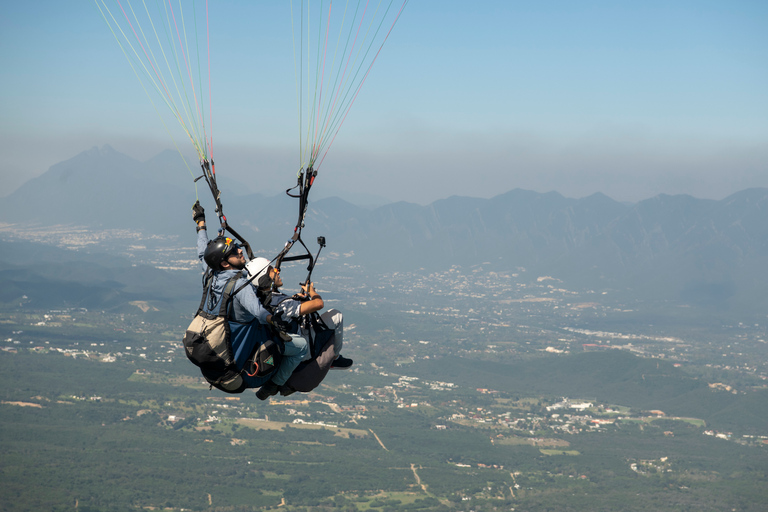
top-left (204, 236), bottom-right (239, 270)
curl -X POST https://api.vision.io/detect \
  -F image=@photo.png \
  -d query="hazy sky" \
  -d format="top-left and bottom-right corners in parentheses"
top-left (2, 1), bottom-right (767, 204)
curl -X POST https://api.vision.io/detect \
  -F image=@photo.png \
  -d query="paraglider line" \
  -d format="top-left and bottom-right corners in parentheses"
top-left (206, 0), bottom-right (214, 161)
top-left (317, 0), bottom-right (408, 168)
top-left (167, 0), bottom-right (207, 157)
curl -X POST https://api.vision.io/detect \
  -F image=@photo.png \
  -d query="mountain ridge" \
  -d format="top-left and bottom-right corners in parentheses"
top-left (2, 146), bottom-right (766, 313)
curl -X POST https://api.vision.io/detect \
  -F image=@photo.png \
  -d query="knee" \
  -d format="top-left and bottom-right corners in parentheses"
top-left (285, 333), bottom-right (308, 353)
top-left (295, 336), bottom-right (310, 356)
top-left (323, 309), bottom-right (343, 327)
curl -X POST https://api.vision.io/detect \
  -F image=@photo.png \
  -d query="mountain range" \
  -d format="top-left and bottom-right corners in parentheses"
top-left (1, 146), bottom-right (766, 314)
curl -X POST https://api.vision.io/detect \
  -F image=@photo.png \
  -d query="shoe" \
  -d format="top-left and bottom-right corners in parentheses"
top-left (279, 385), bottom-right (296, 396)
top-left (331, 355), bottom-right (353, 369)
top-left (255, 380), bottom-right (280, 400)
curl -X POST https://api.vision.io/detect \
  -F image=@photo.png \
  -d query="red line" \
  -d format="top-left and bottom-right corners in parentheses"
top-left (206, 0), bottom-right (213, 160)
top-left (316, 0), bottom-right (371, 160)
top-left (313, 2), bottom-right (334, 161)
top-left (166, 0), bottom-right (205, 145)
top-left (317, 0), bottom-right (407, 169)
top-left (115, 0), bottom-right (179, 120)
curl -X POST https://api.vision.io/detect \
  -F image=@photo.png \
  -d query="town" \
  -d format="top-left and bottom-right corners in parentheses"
top-left (2, 300), bottom-right (766, 452)
top-left (2, 226), bottom-right (767, 511)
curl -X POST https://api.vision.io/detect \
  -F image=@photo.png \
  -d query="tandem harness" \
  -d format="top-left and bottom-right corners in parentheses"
top-left (182, 273), bottom-right (282, 394)
top-left (257, 290), bottom-right (336, 394)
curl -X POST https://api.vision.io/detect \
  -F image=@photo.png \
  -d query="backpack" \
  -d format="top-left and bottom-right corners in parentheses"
top-left (183, 273), bottom-right (283, 393)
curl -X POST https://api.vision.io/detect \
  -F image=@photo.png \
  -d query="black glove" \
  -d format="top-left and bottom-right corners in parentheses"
top-left (192, 200), bottom-right (205, 223)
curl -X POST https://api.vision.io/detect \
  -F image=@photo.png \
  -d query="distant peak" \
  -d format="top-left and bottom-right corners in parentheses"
top-left (85, 145), bottom-right (117, 157)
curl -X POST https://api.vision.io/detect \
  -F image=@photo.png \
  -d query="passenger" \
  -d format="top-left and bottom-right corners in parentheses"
top-left (247, 257), bottom-right (352, 371)
top-left (192, 201), bottom-right (308, 400)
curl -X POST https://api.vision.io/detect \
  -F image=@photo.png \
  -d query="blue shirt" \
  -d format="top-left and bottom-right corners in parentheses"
top-left (197, 229), bottom-right (276, 387)
top-left (197, 230), bottom-right (269, 325)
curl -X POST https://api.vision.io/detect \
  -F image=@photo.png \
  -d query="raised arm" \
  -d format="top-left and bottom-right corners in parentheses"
top-left (193, 200), bottom-right (210, 272)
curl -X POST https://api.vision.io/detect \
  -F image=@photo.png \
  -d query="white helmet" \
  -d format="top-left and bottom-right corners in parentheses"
top-left (245, 257), bottom-right (272, 288)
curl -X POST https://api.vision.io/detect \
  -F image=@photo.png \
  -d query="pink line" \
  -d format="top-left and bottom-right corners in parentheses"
top-left (313, 1), bottom-right (334, 162)
top-left (166, 0), bottom-right (205, 144)
top-left (207, 0), bottom-right (213, 161)
top-left (315, 0), bottom-right (371, 161)
top-left (317, 0), bottom-right (407, 169)
top-left (115, 0), bottom-right (180, 122)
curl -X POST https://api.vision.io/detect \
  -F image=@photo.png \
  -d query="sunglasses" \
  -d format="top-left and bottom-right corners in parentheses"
top-left (225, 244), bottom-right (242, 258)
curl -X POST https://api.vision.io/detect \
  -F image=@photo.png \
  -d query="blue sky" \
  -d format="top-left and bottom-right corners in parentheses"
top-left (2, 1), bottom-right (766, 204)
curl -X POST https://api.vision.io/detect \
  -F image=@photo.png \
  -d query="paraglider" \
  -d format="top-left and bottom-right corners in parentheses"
top-left (96, 1), bottom-right (408, 397)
